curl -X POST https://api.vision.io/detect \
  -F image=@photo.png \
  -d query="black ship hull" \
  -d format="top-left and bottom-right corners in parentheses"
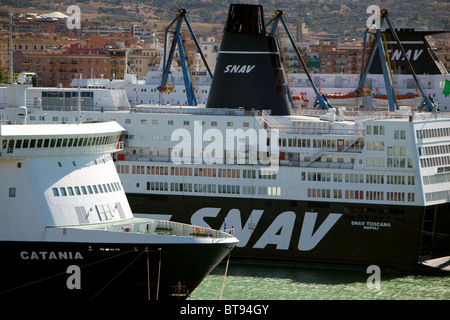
top-left (127, 193), bottom-right (450, 274)
top-left (0, 240), bottom-right (234, 301)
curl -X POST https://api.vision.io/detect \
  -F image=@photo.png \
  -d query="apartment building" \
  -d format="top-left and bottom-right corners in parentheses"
top-left (127, 47), bottom-right (163, 80)
top-left (22, 43), bottom-right (111, 87)
top-left (0, 34), bottom-right (82, 75)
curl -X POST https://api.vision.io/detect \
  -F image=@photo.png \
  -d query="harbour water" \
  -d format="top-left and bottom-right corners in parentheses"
top-left (189, 262), bottom-right (450, 300)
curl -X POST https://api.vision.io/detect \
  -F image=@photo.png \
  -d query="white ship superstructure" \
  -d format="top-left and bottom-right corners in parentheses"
top-left (13, 106), bottom-right (448, 208)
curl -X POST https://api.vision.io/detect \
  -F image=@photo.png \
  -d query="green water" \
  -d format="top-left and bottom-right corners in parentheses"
top-left (189, 263), bottom-right (450, 300)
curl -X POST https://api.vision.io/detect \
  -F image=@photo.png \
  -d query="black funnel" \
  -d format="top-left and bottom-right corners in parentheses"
top-left (206, 4), bottom-right (292, 115)
top-left (369, 29), bottom-right (449, 75)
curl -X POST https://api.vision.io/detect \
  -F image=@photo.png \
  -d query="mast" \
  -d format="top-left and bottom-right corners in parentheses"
top-left (77, 80), bottom-right (81, 124)
top-left (9, 9), bottom-right (13, 84)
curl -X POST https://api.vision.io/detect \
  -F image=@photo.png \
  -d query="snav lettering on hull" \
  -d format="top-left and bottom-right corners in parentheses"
top-left (191, 208), bottom-right (342, 251)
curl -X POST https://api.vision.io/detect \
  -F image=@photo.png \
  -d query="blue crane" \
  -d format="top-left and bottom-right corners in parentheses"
top-left (357, 8), bottom-right (437, 112)
top-left (265, 10), bottom-right (333, 110)
top-left (158, 8), bottom-right (213, 106)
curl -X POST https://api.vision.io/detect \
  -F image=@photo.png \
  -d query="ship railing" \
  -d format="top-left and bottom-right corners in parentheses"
top-left (305, 161), bottom-right (354, 169)
top-left (88, 142), bottom-right (124, 154)
top-left (117, 152), bottom-right (360, 169)
top-left (102, 219), bottom-right (235, 239)
top-left (293, 108), bottom-right (450, 121)
top-left (29, 105), bottom-right (129, 112)
top-left (132, 106), bottom-right (246, 116)
top-left (116, 141), bottom-right (125, 151)
top-left (303, 149), bottom-right (325, 167)
top-left (274, 127), bottom-right (363, 136)
top-left (258, 110), bottom-right (289, 130)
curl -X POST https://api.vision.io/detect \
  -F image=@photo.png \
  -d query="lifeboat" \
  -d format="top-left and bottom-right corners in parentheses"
top-left (372, 92), bottom-right (421, 109)
top-left (291, 93), bottom-right (309, 108)
top-left (325, 91), bottom-right (363, 107)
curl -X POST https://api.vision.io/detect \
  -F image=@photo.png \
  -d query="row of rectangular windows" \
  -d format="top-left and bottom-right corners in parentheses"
top-left (365, 125), bottom-right (385, 135)
top-left (117, 164), bottom-right (277, 180)
top-left (416, 127), bottom-right (450, 139)
top-left (131, 135), bottom-right (357, 152)
top-left (301, 172), bottom-right (415, 185)
top-left (130, 119), bottom-right (246, 128)
top-left (420, 155), bottom-right (450, 168)
top-left (308, 188), bottom-right (415, 202)
top-left (146, 182), bottom-right (282, 197)
top-left (278, 138), bottom-right (358, 149)
top-left (29, 116), bottom-right (69, 122)
top-left (120, 163), bottom-right (416, 186)
top-left (419, 144), bottom-right (450, 156)
top-left (41, 91), bottom-right (94, 98)
top-left (366, 157), bottom-right (413, 168)
top-left (2, 134), bottom-right (118, 154)
top-left (52, 182), bottom-right (122, 197)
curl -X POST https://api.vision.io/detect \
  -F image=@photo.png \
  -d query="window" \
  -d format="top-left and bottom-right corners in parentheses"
top-left (68, 187), bottom-right (74, 196)
top-left (9, 187), bottom-right (16, 197)
top-left (394, 130), bottom-right (406, 139)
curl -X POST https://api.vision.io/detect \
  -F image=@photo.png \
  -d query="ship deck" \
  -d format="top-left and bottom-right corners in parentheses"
top-left (57, 217), bottom-right (235, 239)
top-left (421, 256), bottom-right (450, 272)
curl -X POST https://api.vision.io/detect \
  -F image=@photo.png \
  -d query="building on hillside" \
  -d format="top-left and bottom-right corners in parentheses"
top-left (199, 36), bottom-right (220, 72)
top-left (22, 43), bottom-right (111, 87)
top-left (108, 48), bottom-right (126, 80)
top-left (127, 47), bottom-right (163, 80)
top-left (0, 34), bottom-right (85, 76)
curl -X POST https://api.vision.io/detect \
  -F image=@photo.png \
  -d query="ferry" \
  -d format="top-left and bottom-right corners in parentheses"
top-left (0, 112), bottom-right (237, 301)
top-left (1, 4), bottom-right (449, 273)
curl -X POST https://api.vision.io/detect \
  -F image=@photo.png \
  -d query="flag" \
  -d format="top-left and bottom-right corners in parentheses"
top-left (443, 79), bottom-right (450, 96)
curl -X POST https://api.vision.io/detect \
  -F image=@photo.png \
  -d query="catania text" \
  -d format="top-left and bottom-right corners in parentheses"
top-left (20, 251), bottom-right (83, 260)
